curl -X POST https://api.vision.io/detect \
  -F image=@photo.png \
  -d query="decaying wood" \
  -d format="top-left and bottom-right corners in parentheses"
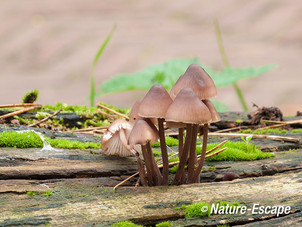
top-left (0, 105), bottom-right (42, 120)
top-left (97, 103), bottom-right (129, 120)
top-left (209, 132), bottom-right (300, 143)
top-left (0, 103), bottom-right (40, 108)
top-left (28, 108), bottom-right (63, 127)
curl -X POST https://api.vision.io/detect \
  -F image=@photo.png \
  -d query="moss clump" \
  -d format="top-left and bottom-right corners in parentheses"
top-left (292, 129), bottom-right (302, 133)
top-left (22, 89), bottom-right (39, 103)
top-left (185, 202), bottom-right (211, 218)
top-left (152, 150), bottom-right (161, 157)
top-left (0, 131), bottom-right (43, 148)
top-left (169, 165), bottom-right (179, 174)
top-left (239, 128), bottom-right (288, 134)
top-left (151, 137), bottom-right (179, 147)
top-left (0, 131), bottom-right (101, 149)
top-left (196, 141), bottom-right (274, 162)
top-left (111, 221), bottom-right (142, 227)
top-left (156, 221), bottom-right (173, 227)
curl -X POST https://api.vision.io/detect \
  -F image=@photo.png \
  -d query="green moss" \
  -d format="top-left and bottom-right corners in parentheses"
top-left (0, 131), bottom-right (101, 149)
top-left (292, 129), bottom-right (302, 133)
top-left (168, 157), bottom-right (179, 163)
top-left (152, 150), bottom-right (161, 157)
top-left (185, 202), bottom-right (211, 218)
top-left (239, 128), bottom-right (288, 134)
top-left (196, 141), bottom-right (274, 162)
top-left (151, 137), bottom-right (179, 147)
top-left (35, 112), bottom-right (51, 120)
top-left (169, 165), bottom-right (179, 174)
top-left (208, 166), bottom-right (216, 171)
top-left (111, 221), bottom-right (142, 227)
top-left (156, 221), bottom-right (173, 227)
top-left (22, 89), bottom-right (39, 103)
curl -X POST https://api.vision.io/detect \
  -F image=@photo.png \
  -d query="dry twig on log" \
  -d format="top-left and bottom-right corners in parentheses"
top-left (97, 103), bottom-right (129, 120)
top-left (208, 132), bottom-right (300, 143)
top-left (0, 105), bottom-right (42, 120)
top-left (28, 108), bottom-right (63, 127)
top-left (0, 103), bottom-right (39, 108)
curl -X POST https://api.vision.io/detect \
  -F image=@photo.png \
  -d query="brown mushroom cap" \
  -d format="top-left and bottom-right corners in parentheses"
top-left (129, 98), bottom-right (157, 125)
top-left (129, 99), bottom-right (143, 124)
top-left (138, 84), bottom-right (173, 119)
top-left (169, 64), bottom-right (217, 100)
top-left (202, 99), bottom-right (221, 123)
top-left (102, 119), bottom-right (134, 157)
top-left (165, 88), bottom-right (212, 124)
top-left (128, 119), bottom-right (159, 146)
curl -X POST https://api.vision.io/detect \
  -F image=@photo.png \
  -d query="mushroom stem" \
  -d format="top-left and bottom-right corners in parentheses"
top-left (141, 145), bottom-right (154, 186)
top-left (158, 118), bottom-right (169, 185)
top-left (118, 129), bottom-right (148, 186)
top-left (193, 123), bottom-right (209, 183)
top-left (146, 141), bottom-right (162, 185)
top-left (173, 124), bottom-right (193, 185)
top-left (178, 128), bottom-right (184, 158)
top-left (187, 124), bottom-right (198, 183)
top-left (130, 149), bottom-right (148, 186)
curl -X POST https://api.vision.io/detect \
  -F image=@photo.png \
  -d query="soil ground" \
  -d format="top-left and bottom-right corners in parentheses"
top-left (0, 0), bottom-right (302, 114)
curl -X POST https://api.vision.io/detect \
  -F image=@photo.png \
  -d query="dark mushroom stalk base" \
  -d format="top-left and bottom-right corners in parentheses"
top-left (193, 123), bottom-right (209, 183)
top-left (158, 118), bottom-right (169, 185)
top-left (173, 124), bottom-right (193, 185)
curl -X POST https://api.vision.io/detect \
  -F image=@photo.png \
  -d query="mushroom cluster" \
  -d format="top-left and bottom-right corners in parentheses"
top-left (101, 64), bottom-right (220, 186)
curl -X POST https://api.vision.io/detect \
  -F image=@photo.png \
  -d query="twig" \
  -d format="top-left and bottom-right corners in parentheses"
top-left (67, 126), bottom-right (109, 133)
top-left (209, 132), bottom-right (300, 143)
top-left (261, 119), bottom-right (302, 130)
top-left (215, 126), bottom-right (248, 133)
top-left (204, 147), bottom-right (227, 159)
top-left (28, 108), bottom-right (63, 127)
top-left (0, 105), bottom-right (42, 120)
top-left (205, 140), bottom-right (228, 154)
top-left (97, 109), bottom-right (117, 119)
top-left (97, 103), bottom-right (129, 120)
top-left (0, 103), bottom-right (40, 108)
top-left (113, 172), bottom-right (139, 190)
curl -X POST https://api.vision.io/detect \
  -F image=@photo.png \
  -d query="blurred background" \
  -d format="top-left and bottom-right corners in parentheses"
top-left (0, 0), bottom-right (301, 115)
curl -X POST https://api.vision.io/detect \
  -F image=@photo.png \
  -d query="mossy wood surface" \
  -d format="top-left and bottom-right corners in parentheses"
top-left (0, 113), bottom-right (302, 226)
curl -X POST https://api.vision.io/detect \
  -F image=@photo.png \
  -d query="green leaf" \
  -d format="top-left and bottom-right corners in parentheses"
top-left (96, 58), bottom-right (276, 102)
top-left (97, 58), bottom-right (209, 96)
top-left (212, 64), bottom-right (276, 87)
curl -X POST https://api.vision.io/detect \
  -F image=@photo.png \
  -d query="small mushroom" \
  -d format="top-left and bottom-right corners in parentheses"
top-left (128, 119), bottom-right (162, 186)
top-left (169, 64), bottom-right (217, 100)
top-left (138, 84), bottom-right (173, 185)
top-left (165, 88), bottom-right (212, 184)
top-left (101, 119), bottom-right (147, 186)
top-left (101, 119), bottom-right (134, 157)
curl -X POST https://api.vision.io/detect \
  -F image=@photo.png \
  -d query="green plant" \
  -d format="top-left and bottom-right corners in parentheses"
top-left (151, 137), bottom-right (179, 147)
top-left (90, 25), bottom-right (116, 107)
top-left (241, 135), bottom-right (253, 151)
top-left (0, 131), bottom-right (101, 149)
top-left (185, 202), bottom-right (211, 218)
top-left (111, 221), bottom-right (142, 227)
top-left (43, 190), bottom-right (53, 197)
top-left (196, 141), bottom-right (274, 162)
top-left (22, 89), bottom-right (39, 103)
top-left (214, 19), bottom-right (248, 111)
top-left (156, 221), bottom-right (173, 227)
